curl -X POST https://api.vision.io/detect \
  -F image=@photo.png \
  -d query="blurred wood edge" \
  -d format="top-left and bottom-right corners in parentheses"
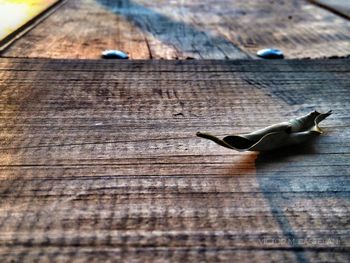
top-left (0, 0), bottom-right (67, 54)
top-left (309, 0), bottom-right (350, 20)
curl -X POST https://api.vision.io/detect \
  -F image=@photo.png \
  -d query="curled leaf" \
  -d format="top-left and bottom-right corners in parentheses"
top-left (197, 110), bottom-right (332, 151)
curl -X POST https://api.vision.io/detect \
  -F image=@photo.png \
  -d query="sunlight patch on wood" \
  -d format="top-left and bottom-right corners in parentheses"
top-left (0, 0), bottom-right (58, 41)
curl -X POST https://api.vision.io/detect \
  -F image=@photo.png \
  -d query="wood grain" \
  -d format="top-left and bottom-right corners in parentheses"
top-left (2, 0), bottom-right (350, 59)
top-left (0, 58), bottom-right (349, 262)
top-left (310, 0), bottom-right (350, 19)
top-left (0, 0), bottom-right (151, 59)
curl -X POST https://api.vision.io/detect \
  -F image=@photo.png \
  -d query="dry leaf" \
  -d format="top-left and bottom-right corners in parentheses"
top-left (197, 110), bottom-right (332, 151)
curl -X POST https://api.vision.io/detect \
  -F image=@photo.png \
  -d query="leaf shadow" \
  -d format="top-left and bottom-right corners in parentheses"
top-left (254, 142), bottom-right (320, 263)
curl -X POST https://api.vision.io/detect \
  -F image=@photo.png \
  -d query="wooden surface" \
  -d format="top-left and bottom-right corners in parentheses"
top-left (0, 58), bottom-right (349, 262)
top-left (310, 0), bottom-right (350, 19)
top-left (2, 0), bottom-right (350, 59)
top-left (0, 0), bottom-right (63, 52)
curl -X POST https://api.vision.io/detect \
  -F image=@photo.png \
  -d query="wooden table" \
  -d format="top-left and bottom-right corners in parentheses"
top-left (0, 58), bottom-right (349, 262)
top-left (1, 0), bottom-right (350, 59)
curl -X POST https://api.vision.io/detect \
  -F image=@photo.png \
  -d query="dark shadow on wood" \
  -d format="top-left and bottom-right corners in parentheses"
top-left (96, 0), bottom-right (249, 59)
top-left (255, 143), bottom-right (318, 263)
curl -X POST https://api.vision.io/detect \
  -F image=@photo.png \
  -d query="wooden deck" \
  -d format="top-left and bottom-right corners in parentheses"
top-left (0, 58), bottom-right (349, 262)
top-left (0, 0), bottom-right (349, 262)
top-left (1, 0), bottom-right (350, 59)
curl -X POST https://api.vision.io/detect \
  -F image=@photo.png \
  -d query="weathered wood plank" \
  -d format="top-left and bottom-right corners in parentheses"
top-left (2, 0), bottom-right (350, 59)
top-left (0, 58), bottom-right (349, 262)
top-left (1, 0), bottom-right (150, 59)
